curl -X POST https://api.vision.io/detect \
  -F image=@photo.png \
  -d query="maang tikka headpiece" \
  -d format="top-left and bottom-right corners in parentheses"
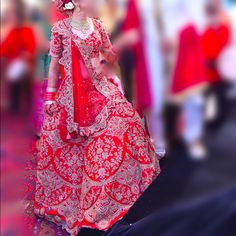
top-left (53, 0), bottom-right (75, 12)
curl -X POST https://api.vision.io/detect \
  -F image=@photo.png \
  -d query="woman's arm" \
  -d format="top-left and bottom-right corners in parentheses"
top-left (45, 25), bottom-right (62, 115)
top-left (45, 57), bottom-right (61, 115)
top-left (47, 57), bottom-right (60, 90)
top-left (47, 25), bottom-right (62, 90)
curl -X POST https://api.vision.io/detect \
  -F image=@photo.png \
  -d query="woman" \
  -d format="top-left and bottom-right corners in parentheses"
top-left (0, 0), bottom-right (36, 113)
top-left (34, 0), bottom-right (160, 235)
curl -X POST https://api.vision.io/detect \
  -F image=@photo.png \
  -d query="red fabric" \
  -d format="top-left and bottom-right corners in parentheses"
top-left (34, 18), bottom-right (160, 235)
top-left (171, 25), bottom-right (208, 95)
top-left (49, 19), bottom-right (121, 137)
top-left (0, 27), bottom-right (36, 67)
top-left (71, 41), bottom-right (107, 126)
top-left (122, 0), bottom-right (152, 112)
top-left (201, 24), bottom-right (230, 84)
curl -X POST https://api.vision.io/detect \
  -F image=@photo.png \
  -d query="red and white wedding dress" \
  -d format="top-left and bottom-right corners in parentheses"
top-left (34, 17), bottom-right (160, 235)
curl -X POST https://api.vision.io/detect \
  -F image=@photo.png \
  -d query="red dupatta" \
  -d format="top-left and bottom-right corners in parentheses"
top-left (71, 40), bottom-right (107, 128)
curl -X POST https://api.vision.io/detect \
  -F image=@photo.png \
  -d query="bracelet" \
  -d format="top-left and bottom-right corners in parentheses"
top-left (44, 92), bottom-right (56, 102)
top-left (45, 101), bottom-right (55, 105)
top-left (46, 87), bottom-right (56, 93)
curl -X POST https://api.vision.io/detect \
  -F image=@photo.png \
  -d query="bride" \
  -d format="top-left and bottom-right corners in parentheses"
top-left (34, 0), bottom-right (161, 235)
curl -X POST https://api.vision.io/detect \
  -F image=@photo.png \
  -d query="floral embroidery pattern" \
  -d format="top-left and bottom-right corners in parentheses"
top-left (35, 18), bottom-right (160, 236)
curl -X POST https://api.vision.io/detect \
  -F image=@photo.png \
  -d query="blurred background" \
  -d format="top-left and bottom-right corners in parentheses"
top-left (1, 0), bottom-right (236, 235)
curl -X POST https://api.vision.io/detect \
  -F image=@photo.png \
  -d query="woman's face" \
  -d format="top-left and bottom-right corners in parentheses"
top-left (74, 0), bottom-right (103, 17)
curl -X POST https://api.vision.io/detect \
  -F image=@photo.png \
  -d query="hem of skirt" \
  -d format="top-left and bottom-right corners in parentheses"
top-left (34, 204), bottom-right (131, 236)
top-left (34, 166), bottom-right (161, 235)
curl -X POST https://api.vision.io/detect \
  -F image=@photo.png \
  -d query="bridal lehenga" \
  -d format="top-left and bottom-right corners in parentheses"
top-left (34, 18), bottom-right (160, 235)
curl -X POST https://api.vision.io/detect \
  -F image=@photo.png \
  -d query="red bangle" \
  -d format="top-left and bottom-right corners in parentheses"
top-left (44, 92), bottom-right (56, 101)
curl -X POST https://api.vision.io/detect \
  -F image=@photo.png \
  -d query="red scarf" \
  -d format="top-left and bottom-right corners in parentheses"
top-left (71, 41), bottom-right (107, 127)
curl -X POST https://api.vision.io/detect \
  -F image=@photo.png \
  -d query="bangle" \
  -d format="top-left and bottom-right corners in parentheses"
top-left (45, 101), bottom-right (55, 105)
top-left (44, 92), bottom-right (56, 101)
top-left (46, 88), bottom-right (56, 93)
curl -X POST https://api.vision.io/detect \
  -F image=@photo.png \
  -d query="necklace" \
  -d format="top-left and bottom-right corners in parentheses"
top-left (70, 18), bottom-right (94, 39)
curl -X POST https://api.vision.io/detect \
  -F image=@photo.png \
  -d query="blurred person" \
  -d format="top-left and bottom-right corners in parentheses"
top-left (218, 42), bottom-right (236, 99)
top-left (160, 0), bottom-right (208, 159)
top-left (101, 0), bottom-right (136, 107)
top-left (202, 0), bottom-right (231, 85)
top-left (141, 0), bottom-right (166, 157)
top-left (201, 0), bottom-right (231, 127)
top-left (217, 41), bottom-right (236, 115)
top-left (0, 0), bottom-right (36, 114)
top-left (100, 0), bottom-right (125, 97)
top-left (217, 2), bottom-right (236, 117)
top-left (1, 3), bottom-right (37, 234)
top-left (122, 0), bottom-right (152, 113)
top-left (101, 0), bottom-right (124, 35)
top-left (28, 3), bottom-right (53, 135)
top-left (122, 0), bottom-right (166, 157)
top-left (34, 0), bottom-right (161, 235)
top-left (172, 25), bottom-right (208, 159)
